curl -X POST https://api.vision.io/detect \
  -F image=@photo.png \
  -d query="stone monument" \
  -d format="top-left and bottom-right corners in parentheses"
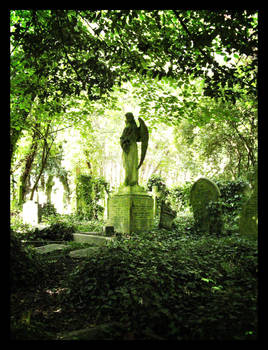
top-left (152, 185), bottom-right (161, 217)
top-left (239, 166), bottom-right (258, 239)
top-left (106, 113), bottom-right (153, 234)
top-left (159, 200), bottom-right (177, 230)
top-left (190, 177), bottom-right (221, 234)
top-left (22, 200), bottom-right (40, 225)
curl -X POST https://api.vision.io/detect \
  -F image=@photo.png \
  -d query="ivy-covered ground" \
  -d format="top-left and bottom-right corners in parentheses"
top-left (10, 216), bottom-right (257, 340)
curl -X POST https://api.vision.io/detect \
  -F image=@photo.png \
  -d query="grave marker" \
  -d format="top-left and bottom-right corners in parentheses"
top-left (190, 177), bottom-right (221, 234)
top-left (106, 113), bottom-right (153, 234)
top-left (159, 201), bottom-right (176, 230)
top-left (22, 200), bottom-right (40, 225)
top-left (107, 192), bottom-right (153, 234)
top-left (152, 185), bottom-right (161, 217)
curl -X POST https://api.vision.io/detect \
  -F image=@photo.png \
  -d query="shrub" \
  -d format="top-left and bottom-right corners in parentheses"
top-left (17, 222), bottom-right (75, 242)
top-left (214, 179), bottom-right (251, 234)
top-left (30, 222), bottom-right (75, 241)
top-left (39, 203), bottom-right (57, 219)
top-left (168, 182), bottom-right (192, 212)
top-left (76, 174), bottom-right (108, 220)
top-left (214, 179), bottom-right (250, 216)
top-left (147, 174), bottom-right (169, 197)
top-left (10, 231), bottom-right (45, 291)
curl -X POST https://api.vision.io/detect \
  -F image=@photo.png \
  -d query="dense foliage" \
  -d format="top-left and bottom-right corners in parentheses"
top-left (61, 230), bottom-right (257, 340)
top-left (10, 231), bottom-right (45, 291)
top-left (10, 9), bottom-right (258, 341)
top-left (31, 222), bottom-right (75, 242)
top-left (10, 198), bottom-right (257, 340)
top-left (10, 10), bottom-right (257, 207)
top-left (76, 174), bottom-right (108, 219)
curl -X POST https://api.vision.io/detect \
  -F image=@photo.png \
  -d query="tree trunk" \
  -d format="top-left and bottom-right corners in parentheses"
top-left (229, 120), bottom-right (256, 168)
top-left (45, 174), bottom-right (54, 203)
top-left (30, 123), bottom-right (53, 200)
top-left (18, 127), bottom-right (39, 204)
top-left (10, 92), bottom-right (36, 162)
top-left (59, 172), bottom-right (70, 205)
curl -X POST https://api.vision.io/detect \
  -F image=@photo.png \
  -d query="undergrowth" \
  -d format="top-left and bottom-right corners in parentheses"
top-left (61, 228), bottom-right (257, 340)
top-left (10, 212), bottom-right (258, 340)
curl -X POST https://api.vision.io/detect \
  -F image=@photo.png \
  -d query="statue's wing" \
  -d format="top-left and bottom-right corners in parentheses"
top-left (137, 117), bottom-right (149, 169)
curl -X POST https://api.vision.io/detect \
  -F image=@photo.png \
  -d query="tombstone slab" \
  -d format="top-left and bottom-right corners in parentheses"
top-left (72, 233), bottom-right (114, 245)
top-left (190, 177), bottom-right (221, 234)
top-left (69, 246), bottom-right (100, 258)
top-left (34, 243), bottom-right (66, 254)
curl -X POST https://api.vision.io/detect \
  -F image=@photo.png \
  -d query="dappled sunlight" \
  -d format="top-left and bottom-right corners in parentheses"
top-left (10, 9), bottom-right (257, 340)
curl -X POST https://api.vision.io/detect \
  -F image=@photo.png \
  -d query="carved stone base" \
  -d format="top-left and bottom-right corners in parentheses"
top-left (107, 191), bottom-right (153, 234)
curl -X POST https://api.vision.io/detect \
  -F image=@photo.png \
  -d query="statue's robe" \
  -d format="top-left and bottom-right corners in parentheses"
top-left (120, 121), bottom-right (139, 186)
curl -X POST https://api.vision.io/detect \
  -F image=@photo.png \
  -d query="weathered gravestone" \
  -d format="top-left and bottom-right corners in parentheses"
top-left (34, 243), bottom-right (66, 254)
top-left (239, 167), bottom-right (258, 239)
top-left (159, 201), bottom-right (177, 230)
top-left (69, 246), bottom-right (101, 258)
top-left (22, 200), bottom-right (40, 225)
top-left (72, 233), bottom-right (114, 245)
top-left (152, 185), bottom-right (161, 217)
top-left (106, 113), bottom-right (153, 234)
top-left (190, 177), bottom-right (221, 234)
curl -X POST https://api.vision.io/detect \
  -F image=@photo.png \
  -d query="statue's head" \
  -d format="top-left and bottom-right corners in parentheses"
top-left (125, 112), bottom-right (134, 122)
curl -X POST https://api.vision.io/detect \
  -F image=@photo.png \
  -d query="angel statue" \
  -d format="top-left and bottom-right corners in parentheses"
top-left (120, 112), bottom-right (149, 188)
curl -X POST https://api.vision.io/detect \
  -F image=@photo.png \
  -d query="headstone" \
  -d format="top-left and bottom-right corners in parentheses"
top-left (159, 201), bottom-right (176, 230)
top-left (22, 200), bottom-right (39, 225)
top-left (190, 177), bottom-right (221, 234)
top-left (239, 167), bottom-right (258, 239)
top-left (152, 185), bottom-right (161, 217)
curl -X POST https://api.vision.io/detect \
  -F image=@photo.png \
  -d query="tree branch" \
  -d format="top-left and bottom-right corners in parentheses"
top-left (172, 10), bottom-right (215, 65)
top-left (172, 10), bottom-right (245, 93)
top-left (55, 13), bottom-right (85, 87)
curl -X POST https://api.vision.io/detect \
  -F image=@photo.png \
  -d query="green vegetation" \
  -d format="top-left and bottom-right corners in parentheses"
top-left (10, 217), bottom-right (257, 340)
top-left (10, 10), bottom-right (257, 340)
top-left (64, 231), bottom-right (257, 340)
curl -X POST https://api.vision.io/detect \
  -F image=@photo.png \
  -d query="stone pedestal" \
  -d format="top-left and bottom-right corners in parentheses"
top-left (107, 186), bottom-right (153, 234)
